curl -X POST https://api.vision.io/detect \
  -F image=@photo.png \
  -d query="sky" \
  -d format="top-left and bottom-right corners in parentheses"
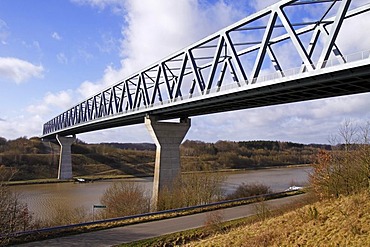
top-left (0, 0), bottom-right (370, 145)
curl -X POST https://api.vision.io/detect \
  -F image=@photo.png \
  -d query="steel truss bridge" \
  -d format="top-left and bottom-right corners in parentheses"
top-left (42, 0), bottom-right (370, 138)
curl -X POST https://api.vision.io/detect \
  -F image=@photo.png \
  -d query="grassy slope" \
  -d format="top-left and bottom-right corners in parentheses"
top-left (186, 191), bottom-right (370, 246)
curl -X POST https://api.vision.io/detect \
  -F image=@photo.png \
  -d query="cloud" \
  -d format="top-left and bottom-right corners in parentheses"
top-left (335, 11), bottom-right (370, 54)
top-left (71, 0), bottom-right (125, 13)
top-left (250, 0), bottom-right (280, 12)
top-left (0, 57), bottom-right (44, 83)
top-left (0, 19), bottom-right (9, 45)
top-left (77, 49), bottom-right (94, 63)
top-left (77, 79), bottom-right (105, 98)
top-left (51, 32), bottom-right (62, 40)
top-left (27, 90), bottom-right (74, 117)
top-left (44, 90), bottom-right (74, 109)
top-left (57, 53), bottom-right (68, 64)
top-left (0, 114), bottom-right (44, 139)
top-left (120, 0), bottom-right (242, 67)
top-left (96, 32), bottom-right (119, 53)
top-left (21, 91), bottom-right (74, 138)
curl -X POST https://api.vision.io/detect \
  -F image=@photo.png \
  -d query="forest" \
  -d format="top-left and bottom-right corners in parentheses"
top-left (0, 136), bottom-right (330, 181)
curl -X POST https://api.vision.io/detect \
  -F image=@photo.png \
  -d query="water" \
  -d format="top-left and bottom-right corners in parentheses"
top-left (11, 166), bottom-right (311, 220)
top-left (222, 166), bottom-right (311, 193)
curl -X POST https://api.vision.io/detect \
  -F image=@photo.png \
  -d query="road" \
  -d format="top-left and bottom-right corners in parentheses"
top-left (16, 194), bottom-right (305, 247)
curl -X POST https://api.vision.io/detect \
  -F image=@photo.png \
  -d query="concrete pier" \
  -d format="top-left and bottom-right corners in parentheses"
top-left (145, 116), bottom-right (191, 211)
top-left (56, 135), bottom-right (76, 180)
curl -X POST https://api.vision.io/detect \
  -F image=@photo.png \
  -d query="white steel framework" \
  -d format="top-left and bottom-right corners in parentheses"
top-left (42, 0), bottom-right (370, 138)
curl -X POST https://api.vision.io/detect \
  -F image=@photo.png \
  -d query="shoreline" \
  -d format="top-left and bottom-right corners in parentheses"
top-left (5, 163), bottom-right (312, 187)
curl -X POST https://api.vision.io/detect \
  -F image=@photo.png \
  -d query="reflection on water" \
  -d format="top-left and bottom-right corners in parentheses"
top-left (11, 166), bottom-right (311, 220)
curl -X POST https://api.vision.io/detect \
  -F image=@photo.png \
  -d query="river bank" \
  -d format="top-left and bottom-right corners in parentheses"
top-left (6, 164), bottom-right (311, 186)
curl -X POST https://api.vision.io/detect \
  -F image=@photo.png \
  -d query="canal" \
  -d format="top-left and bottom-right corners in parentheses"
top-left (12, 165), bottom-right (312, 220)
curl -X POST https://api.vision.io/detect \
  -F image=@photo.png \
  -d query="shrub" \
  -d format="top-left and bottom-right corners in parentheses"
top-left (203, 210), bottom-right (224, 233)
top-left (0, 186), bottom-right (33, 235)
top-left (309, 121), bottom-right (370, 199)
top-left (254, 201), bottom-right (272, 221)
top-left (157, 172), bottom-right (227, 211)
top-left (45, 203), bottom-right (89, 226)
top-left (100, 182), bottom-right (150, 218)
top-left (226, 183), bottom-right (272, 200)
top-left (0, 166), bottom-right (33, 244)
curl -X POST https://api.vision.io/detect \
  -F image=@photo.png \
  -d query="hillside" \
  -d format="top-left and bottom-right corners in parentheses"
top-left (0, 136), bottom-right (328, 181)
top-left (186, 191), bottom-right (370, 246)
top-left (0, 137), bottom-right (155, 180)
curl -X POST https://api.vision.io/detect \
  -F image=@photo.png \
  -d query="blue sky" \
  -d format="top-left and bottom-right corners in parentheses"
top-left (0, 0), bottom-right (370, 144)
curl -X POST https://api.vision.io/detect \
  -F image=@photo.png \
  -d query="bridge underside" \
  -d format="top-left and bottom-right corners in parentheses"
top-left (44, 63), bottom-right (370, 139)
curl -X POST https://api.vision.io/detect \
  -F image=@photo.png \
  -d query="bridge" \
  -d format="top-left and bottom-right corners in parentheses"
top-left (42, 0), bottom-right (370, 210)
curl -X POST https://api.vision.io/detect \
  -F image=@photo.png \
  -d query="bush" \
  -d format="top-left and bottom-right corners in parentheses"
top-left (309, 121), bottom-right (370, 199)
top-left (100, 182), bottom-right (150, 218)
top-left (157, 172), bottom-right (227, 211)
top-left (45, 203), bottom-right (89, 227)
top-left (0, 186), bottom-right (33, 235)
top-left (226, 183), bottom-right (272, 200)
top-left (0, 166), bottom-right (33, 245)
top-left (203, 210), bottom-right (224, 233)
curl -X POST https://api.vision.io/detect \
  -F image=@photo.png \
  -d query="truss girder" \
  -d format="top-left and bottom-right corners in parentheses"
top-left (42, 0), bottom-right (370, 137)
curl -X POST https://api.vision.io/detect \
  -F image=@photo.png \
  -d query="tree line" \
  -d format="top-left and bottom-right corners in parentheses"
top-left (180, 140), bottom-right (330, 171)
top-left (0, 136), bottom-right (330, 180)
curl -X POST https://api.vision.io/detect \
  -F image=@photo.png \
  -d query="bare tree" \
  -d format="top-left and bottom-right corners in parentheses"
top-left (338, 119), bottom-right (358, 151)
top-left (0, 166), bottom-right (33, 245)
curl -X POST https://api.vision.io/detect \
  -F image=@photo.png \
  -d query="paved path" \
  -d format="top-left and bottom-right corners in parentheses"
top-left (16, 194), bottom-right (305, 247)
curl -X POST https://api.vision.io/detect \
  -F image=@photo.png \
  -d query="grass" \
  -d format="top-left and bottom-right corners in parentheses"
top-left (117, 192), bottom-right (311, 247)
top-left (119, 218), bottom-right (248, 247)
top-left (185, 190), bottom-right (370, 246)
top-left (117, 190), bottom-right (370, 246)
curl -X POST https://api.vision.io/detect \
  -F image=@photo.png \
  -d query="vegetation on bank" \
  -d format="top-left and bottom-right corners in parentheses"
top-left (0, 136), bottom-right (327, 181)
top-left (0, 167), bottom-right (38, 242)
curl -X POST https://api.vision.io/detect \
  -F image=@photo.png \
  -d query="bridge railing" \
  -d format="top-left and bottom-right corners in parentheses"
top-left (254, 49), bottom-right (370, 84)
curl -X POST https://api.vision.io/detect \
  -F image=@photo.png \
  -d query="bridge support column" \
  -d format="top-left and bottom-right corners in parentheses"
top-left (56, 135), bottom-right (76, 180)
top-left (145, 116), bottom-right (191, 211)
